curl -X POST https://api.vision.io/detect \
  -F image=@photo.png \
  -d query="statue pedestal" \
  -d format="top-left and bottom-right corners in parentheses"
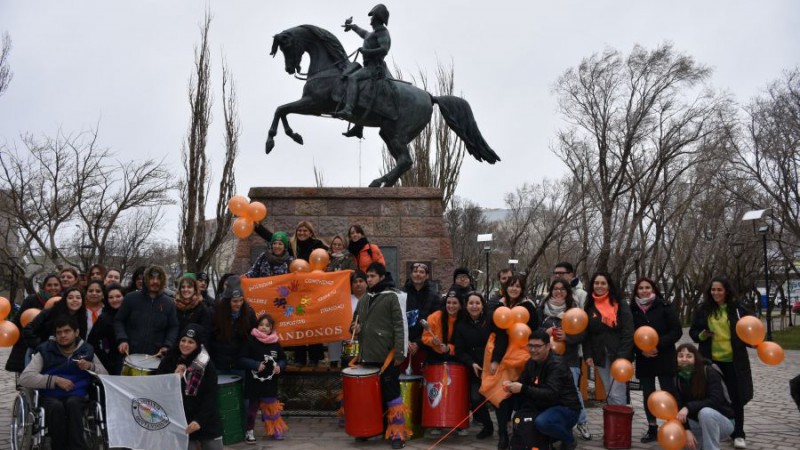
top-left (232, 187), bottom-right (454, 288)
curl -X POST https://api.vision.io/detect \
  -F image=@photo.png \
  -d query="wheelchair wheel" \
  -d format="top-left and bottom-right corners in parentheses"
top-left (82, 402), bottom-right (108, 450)
top-left (10, 391), bottom-right (34, 450)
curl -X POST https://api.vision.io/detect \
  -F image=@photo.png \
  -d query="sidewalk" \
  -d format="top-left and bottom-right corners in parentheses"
top-left (2, 345), bottom-right (798, 450)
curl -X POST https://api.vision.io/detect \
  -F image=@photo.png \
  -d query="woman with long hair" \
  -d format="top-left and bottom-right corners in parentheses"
top-left (347, 225), bottom-right (385, 273)
top-left (175, 276), bottom-right (213, 332)
top-left (583, 271), bottom-right (634, 406)
top-left (671, 343), bottom-right (735, 450)
top-left (126, 266), bottom-right (146, 294)
top-left (24, 286), bottom-right (88, 349)
top-left (537, 278), bottom-right (592, 441)
top-left (84, 280), bottom-right (107, 334)
top-left (290, 220), bottom-right (328, 262)
top-left (689, 276), bottom-right (752, 449)
top-left (421, 291), bottom-right (464, 363)
top-left (4, 274), bottom-right (61, 373)
top-left (631, 277), bottom-right (682, 442)
top-left (88, 283), bottom-right (126, 374)
top-left (210, 276), bottom-right (257, 377)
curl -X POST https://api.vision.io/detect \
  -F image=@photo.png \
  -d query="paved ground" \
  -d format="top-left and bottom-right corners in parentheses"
top-left (2, 336), bottom-right (798, 450)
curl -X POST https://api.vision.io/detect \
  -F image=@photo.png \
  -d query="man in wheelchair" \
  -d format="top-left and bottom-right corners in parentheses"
top-left (18, 315), bottom-right (108, 450)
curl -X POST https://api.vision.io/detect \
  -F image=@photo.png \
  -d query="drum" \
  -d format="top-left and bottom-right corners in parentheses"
top-left (342, 339), bottom-right (360, 358)
top-left (217, 375), bottom-right (244, 445)
top-left (421, 363), bottom-right (469, 428)
top-left (399, 374), bottom-right (423, 440)
top-left (121, 354), bottom-right (160, 376)
top-left (342, 366), bottom-right (383, 437)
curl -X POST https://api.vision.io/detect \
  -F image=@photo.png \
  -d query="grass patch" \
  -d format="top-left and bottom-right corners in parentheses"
top-left (770, 321), bottom-right (800, 350)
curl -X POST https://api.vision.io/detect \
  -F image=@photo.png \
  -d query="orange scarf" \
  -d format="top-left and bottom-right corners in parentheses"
top-left (592, 292), bottom-right (618, 327)
top-left (88, 306), bottom-right (102, 324)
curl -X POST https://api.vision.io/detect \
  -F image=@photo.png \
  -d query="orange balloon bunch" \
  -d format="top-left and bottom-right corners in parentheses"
top-left (735, 316), bottom-right (785, 365)
top-left (634, 326), bottom-right (659, 352)
top-left (647, 390), bottom-right (685, 450)
top-left (0, 296), bottom-right (19, 347)
top-left (227, 195), bottom-right (269, 239)
top-left (494, 305), bottom-right (532, 347)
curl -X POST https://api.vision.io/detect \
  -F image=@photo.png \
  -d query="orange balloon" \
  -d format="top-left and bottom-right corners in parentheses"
top-left (508, 323), bottom-right (532, 347)
top-left (20, 308), bottom-right (42, 327)
top-left (550, 339), bottom-right (566, 355)
top-left (227, 195), bottom-right (250, 216)
top-left (634, 326), bottom-right (659, 352)
top-left (0, 320), bottom-right (20, 347)
top-left (493, 306), bottom-right (514, 330)
top-left (657, 419), bottom-right (687, 450)
top-left (247, 201), bottom-right (268, 222)
top-left (736, 316), bottom-right (766, 346)
top-left (610, 358), bottom-right (634, 382)
top-left (309, 248), bottom-right (331, 271)
top-left (562, 308), bottom-right (588, 335)
top-left (232, 217), bottom-right (254, 239)
top-left (44, 296), bottom-right (62, 310)
top-left (756, 341), bottom-right (784, 366)
top-left (510, 305), bottom-right (530, 324)
top-left (0, 296), bottom-right (10, 320)
top-left (647, 390), bottom-right (678, 420)
top-left (289, 259), bottom-right (311, 273)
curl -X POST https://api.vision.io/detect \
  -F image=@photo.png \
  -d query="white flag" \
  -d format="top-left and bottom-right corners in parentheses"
top-left (98, 374), bottom-right (189, 450)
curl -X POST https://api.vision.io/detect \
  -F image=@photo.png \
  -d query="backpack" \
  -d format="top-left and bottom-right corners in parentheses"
top-left (706, 363), bottom-right (732, 405)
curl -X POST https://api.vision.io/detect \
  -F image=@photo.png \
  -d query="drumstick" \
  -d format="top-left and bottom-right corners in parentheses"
top-left (139, 353), bottom-right (159, 362)
top-left (419, 319), bottom-right (442, 346)
top-left (350, 315), bottom-right (359, 344)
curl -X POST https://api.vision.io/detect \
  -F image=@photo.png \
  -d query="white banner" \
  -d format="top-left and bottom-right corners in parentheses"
top-left (98, 374), bottom-right (189, 450)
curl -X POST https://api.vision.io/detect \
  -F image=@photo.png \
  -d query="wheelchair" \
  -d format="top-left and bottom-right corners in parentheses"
top-left (10, 378), bottom-right (109, 450)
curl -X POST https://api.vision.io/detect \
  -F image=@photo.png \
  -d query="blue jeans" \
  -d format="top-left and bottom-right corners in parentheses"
top-left (569, 366), bottom-right (588, 425)
top-left (535, 405), bottom-right (580, 444)
top-left (595, 356), bottom-right (627, 405)
top-left (688, 407), bottom-right (734, 450)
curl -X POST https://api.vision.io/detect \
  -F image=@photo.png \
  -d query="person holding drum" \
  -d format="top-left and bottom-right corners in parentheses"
top-left (239, 313), bottom-right (288, 443)
top-left (175, 275), bottom-right (213, 332)
top-left (210, 275), bottom-right (257, 377)
top-left (421, 291), bottom-right (464, 364)
top-left (114, 265), bottom-right (179, 357)
top-left (157, 324), bottom-right (224, 450)
top-left (88, 283), bottom-right (126, 374)
top-left (402, 262), bottom-right (441, 375)
top-left (454, 291), bottom-right (494, 439)
top-left (350, 262), bottom-right (410, 449)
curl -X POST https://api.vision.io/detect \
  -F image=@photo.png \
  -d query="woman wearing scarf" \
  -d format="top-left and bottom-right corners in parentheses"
top-left (348, 224), bottom-right (385, 273)
top-left (243, 231), bottom-right (294, 278)
top-left (84, 280), bottom-right (106, 335)
top-left (290, 220), bottom-right (328, 262)
top-left (583, 272), bottom-right (634, 406)
top-left (88, 283), bottom-right (126, 375)
top-left (689, 276), bottom-right (752, 450)
top-left (210, 276), bottom-right (257, 377)
top-left (158, 324), bottom-right (223, 450)
top-left (671, 343), bottom-right (735, 450)
top-left (536, 278), bottom-right (592, 442)
top-left (631, 277), bottom-right (682, 442)
top-left (175, 276), bottom-right (213, 332)
top-left (4, 274), bottom-right (61, 373)
top-left (326, 234), bottom-right (356, 272)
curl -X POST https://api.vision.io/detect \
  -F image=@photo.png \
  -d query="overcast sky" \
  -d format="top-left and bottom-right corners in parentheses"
top-left (1, 1), bottom-right (798, 241)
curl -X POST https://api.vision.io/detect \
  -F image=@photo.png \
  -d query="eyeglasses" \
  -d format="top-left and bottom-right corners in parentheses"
top-left (553, 271), bottom-right (568, 276)
top-left (527, 343), bottom-right (546, 350)
top-left (551, 288), bottom-right (566, 292)
top-left (412, 263), bottom-right (429, 271)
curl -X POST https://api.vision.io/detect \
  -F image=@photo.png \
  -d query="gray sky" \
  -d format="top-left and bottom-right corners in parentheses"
top-left (1, 1), bottom-right (798, 241)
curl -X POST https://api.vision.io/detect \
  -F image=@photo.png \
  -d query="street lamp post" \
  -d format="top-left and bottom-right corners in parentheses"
top-left (477, 234), bottom-right (493, 298)
top-left (742, 209), bottom-right (773, 341)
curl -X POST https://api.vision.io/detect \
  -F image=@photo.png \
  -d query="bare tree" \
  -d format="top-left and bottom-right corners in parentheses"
top-left (444, 196), bottom-right (491, 272)
top-left (179, 12), bottom-right (239, 273)
top-left (0, 32), bottom-right (12, 97)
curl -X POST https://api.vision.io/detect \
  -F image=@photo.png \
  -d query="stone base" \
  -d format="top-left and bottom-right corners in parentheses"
top-left (232, 187), bottom-right (454, 289)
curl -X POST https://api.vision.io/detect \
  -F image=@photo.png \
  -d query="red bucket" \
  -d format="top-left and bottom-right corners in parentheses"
top-left (602, 404), bottom-right (634, 449)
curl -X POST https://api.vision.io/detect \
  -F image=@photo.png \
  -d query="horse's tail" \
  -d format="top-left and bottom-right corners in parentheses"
top-left (432, 95), bottom-right (500, 164)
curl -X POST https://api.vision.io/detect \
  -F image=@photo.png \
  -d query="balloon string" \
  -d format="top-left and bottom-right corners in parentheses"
top-left (425, 383), bottom-right (506, 450)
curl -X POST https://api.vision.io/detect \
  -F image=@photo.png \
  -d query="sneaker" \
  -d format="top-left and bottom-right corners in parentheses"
top-left (391, 438), bottom-right (405, 449)
top-left (640, 427), bottom-right (657, 443)
top-left (273, 432), bottom-right (285, 441)
top-left (576, 422), bottom-right (593, 441)
top-left (428, 428), bottom-right (443, 437)
top-left (245, 429), bottom-right (256, 444)
top-left (457, 428), bottom-right (469, 436)
top-left (734, 437), bottom-right (747, 449)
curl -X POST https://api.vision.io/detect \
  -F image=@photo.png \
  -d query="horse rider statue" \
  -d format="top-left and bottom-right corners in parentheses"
top-left (339, 4), bottom-right (391, 138)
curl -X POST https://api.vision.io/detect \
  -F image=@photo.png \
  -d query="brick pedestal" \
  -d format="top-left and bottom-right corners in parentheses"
top-left (232, 187), bottom-right (454, 288)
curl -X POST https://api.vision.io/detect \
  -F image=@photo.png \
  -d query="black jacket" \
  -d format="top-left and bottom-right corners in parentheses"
top-left (87, 308), bottom-right (122, 375)
top-left (176, 302), bottom-right (213, 335)
top-left (403, 279), bottom-right (442, 344)
top-left (238, 336), bottom-right (287, 399)
top-left (535, 304), bottom-right (586, 368)
top-left (209, 305), bottom-right (257, 371)
top-left (515, 353), bottom-right (582, 413)
top-left (5, 293), bottom-right (47, 372)
top-left (114, 289), bottom-right (179, 355)
top-left (583, 295), bottom-right (634, 367)
top-left (24, 307), bottom-right (87, 350)
top-left (672, 361), bottom-right (735, 424)
top-left (631, 297), bottom-right (682, 378)
top-left (157, 349), bottom-right (221, 441)
top-left (689, 302), bottom-right (753, 404)
top-left (454, 314), bottom-right (492, 371)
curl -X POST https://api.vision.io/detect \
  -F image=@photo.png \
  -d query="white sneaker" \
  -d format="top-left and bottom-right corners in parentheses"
top-left (576, 422), bottom-right (592, 440)
top-left (245, 429), bottom-right (256, 444)
top-left (428, 428), bottom-right (442, 437)
top-left (734, 437), bottom-right (746, 449)
top-left (457, 428), bottom-right (469, 436)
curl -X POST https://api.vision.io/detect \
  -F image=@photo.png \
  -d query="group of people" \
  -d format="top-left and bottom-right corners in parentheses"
top-left (4, 217), bottom-right (755, 450)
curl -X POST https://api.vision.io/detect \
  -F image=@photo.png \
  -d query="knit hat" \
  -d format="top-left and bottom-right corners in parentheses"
top-left (144, 266), bottom-right (167, 292)
top-left (182, 272), bottom-right (197, 280)
top-left (196, 272), bottom-right (210, 283)
top-left (453, 267), bottom-right (471, 283)
top-left (222, 275), bottom-right (244, 299)
top-left (181, 323), bottom-right (206, 345)
top-left (271, 231), bottom-right (289, 248)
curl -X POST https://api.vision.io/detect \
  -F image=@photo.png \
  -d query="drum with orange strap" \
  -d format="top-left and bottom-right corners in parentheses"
top-left (421, 362), bottom-right (469, 428)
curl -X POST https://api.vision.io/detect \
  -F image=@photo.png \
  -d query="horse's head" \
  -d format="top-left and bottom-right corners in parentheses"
top-left (270, 31), bottom-right (302, 75)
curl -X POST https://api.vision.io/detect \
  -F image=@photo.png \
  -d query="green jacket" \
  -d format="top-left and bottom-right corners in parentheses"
top-left (354, 284), bottom-right (406, 364)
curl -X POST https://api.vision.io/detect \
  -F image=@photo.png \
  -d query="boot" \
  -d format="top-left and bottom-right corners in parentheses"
top-left (497, 430), bottom-right (509, 450)
top-left (476, 422), bottom-right (494, 439)
top-left (342, 125), bottom-right (364, 139)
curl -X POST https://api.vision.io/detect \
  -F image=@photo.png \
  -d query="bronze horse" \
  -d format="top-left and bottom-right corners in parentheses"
top-left (267, 25), bottom-right (499, 187)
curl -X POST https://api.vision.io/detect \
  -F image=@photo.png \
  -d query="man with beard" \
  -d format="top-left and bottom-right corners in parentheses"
top-left (115, 265), bottom-right (179, 357)
top-left (401, 262), bottom-right (441, 374)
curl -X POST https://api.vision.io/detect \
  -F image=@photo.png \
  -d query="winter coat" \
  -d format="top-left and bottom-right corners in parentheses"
top-left (24, 307), bottom-right (88, 350)
top-left (421, 310), bottom-right (459, 363)
top-left (352, 279), bottom-right (406, 364)
top-left (87, 308), bottom-right (123, 375)
top-left (672, 360), bottom-right (735, 423)
top-left (5, 293), bottom-right (47, 372)
top-left (350, 242), bottom-right (385, 273)
top-left (631, 297), bottom-right (682, 378)
top-left (243, 252), bottom-right (294, 278)
top-left (238, 335), bottom-right (287, 399)
top-left (19, 338), bottom-right (107, 398)
top-left (403, 279), bottom-right (442, 344)
top-left (176, 302), bottom-right (213, 334)
top-left (454, 313), bottom-right (492, 371)
top-left (114, 289), bottom-right (179, 355)
top-left (514, 353), bottom-right (582, 412)
top-left (583, 295), bottom-right (634, 367)
top-left (326, 250), bottom-right (357, 272)
top-left (536, 303), bottom-right (586, 368)
top-left (689, 302), bottom-right (754, 405)
top-left (209, 305), bottom-right (257, 371)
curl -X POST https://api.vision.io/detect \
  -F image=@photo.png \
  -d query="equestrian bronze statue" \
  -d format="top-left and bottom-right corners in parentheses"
top-left (266, 6), bottom-right (500, 187)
